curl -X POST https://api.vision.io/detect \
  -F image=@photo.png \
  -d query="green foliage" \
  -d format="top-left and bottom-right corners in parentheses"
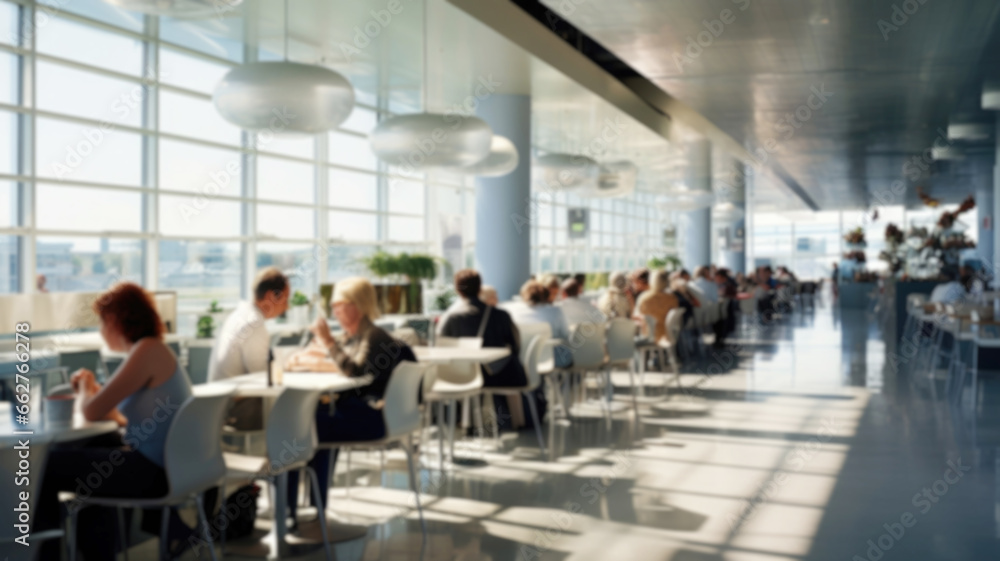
top-left (648, 255), bottom-right (682, 271)
top-left (434, 289), bottom-right (457, 311)
top-left (196, 315), bottom-right (214, 339)
top-left (360, 251), bottom-right (441, 281)
top-left (585, 272), bottom-right (609, 291)
top-left (291, 290), bottom-right (309, 307)
top-left (207, 300), bottom-right (223, 313)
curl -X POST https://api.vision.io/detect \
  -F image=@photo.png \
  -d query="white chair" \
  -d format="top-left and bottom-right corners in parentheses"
top-left (483, 335), bottom-right (547, 456)
top-left (556, 322), bottom-right (608, 421)
top-left (67, 387), bottom-right (234, 561)
top-left (421, 345), bottom-right (484, 471)
top-left (604, 319), bottom-right (641, 422)
top-left (223, 387), bottom-right (333, 561)
top-left (316, 361), bottom-right (429, 538)
top-left (637, 315), bottom-right (667, 378)
top-left (663, 309), bottom-right (685, 389)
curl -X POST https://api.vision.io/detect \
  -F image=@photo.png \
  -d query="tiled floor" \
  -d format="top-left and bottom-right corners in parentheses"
top-left (160, 295), bottom-right (1000, 560)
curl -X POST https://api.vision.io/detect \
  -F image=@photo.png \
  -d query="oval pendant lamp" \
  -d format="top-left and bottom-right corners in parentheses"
top-left (457, 135), bottom-right (519, 177)
top-left (711, 201), bottom-right (745, 223)
top-left (535, 153), bottom-right (600, 190)
top-left (213, 1), bottom-right (355, 134)
top-left (104, 0), bottom-right (242, 17)
top-left (578, 160), bottom-right (637, 198)
top-left (369, 7), bottom-right (492, 169)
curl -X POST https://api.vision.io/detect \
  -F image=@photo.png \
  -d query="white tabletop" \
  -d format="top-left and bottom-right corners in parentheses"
top-left (413, 346), bottom-right (511, 364)
top-left (0, 403), bottom-right (117, 449)
top-left (197, 370), bottom-right (372, 397)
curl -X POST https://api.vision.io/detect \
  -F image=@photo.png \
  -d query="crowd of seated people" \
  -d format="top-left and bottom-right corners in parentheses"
top-left (34, 261), bottom-right (811, 558)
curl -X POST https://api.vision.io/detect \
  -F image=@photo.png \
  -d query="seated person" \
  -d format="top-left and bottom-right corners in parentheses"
top-left (35, 283), bottom-right (198, 559)
top-left (556, 278), bottom-right (607, 325)
top-left (635, 269), bottom-right (680, 345)
top-left (437, 269), bottom-right (527, 387)
top-left (628, 267), bottom-right (651, 302)
top-left (539, 274), bottom-right (561, 304)
top-left (597, 271), bottom-right (633, 319)
top-left (670, 271), bottom-right (701, 322)
top-left (508, 280), bottom-right (573, 367)
top-left (208, 267), bottom-right (289, 430)
top-left (756, 266), bottom-right (779, 316)
top-left (286, 277), bottom-right (417, 523)
top-left (691, 266), bottom-right (719, 303)
top-left (479, 284), bottom-right (500, 307)
top-left (930, 269), bottom-right (967, 304)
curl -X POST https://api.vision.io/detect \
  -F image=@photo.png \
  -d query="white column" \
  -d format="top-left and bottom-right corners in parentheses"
top-left (680, 139), bottom-right (711, 269)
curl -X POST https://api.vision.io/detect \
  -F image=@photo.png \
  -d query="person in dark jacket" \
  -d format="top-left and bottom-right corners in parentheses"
top-left (287, 277), bottom-right (417, 523)
top-left (437, 269), bottom-right (527, 388)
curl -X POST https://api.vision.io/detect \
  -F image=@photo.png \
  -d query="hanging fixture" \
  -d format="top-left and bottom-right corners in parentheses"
top-left (534, 153), bottom-right (599, 190)
top-left (212, 0), bottom-right (355, 134)
top-left (657, 187), bottom-right (714, 212)
top-left (578, 160), bottom-right (637, 198)
top-left (457, 135), bottom-right (519, 177)
top-left (104, 0), bottom-right (242, 17)
top-left (368, 3), bottom-right (492, 169)
top-left (711, 201), bottom-right (745, 223)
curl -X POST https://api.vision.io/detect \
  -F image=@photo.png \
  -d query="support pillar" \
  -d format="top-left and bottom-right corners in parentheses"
top-left (714, 152), bottom-right (747, 274)
top-left (680, 140), bottom-right (712, 270)
top-left (475, 94), bottom-right (531, 301)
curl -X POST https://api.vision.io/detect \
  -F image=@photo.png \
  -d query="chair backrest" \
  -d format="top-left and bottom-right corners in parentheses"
top-left (435, 336), bottom-right (483, 349)
top-left (382, 361), bottom-right (428, 438)
top-left (431, 335), bottom-right (481, 384)
top-left (605, 318), bottom-right (636, 363)
top-left (516, 322), bottom-right (553, 365)
top-left (666, 308), bottom-right (685, 343)
top-left (163, 386), bottom-right (233, 499)
top-left (187, 346), bottom-right (212, 385)
top-left (265, 387), bottom-right (321, 473)
top-left (521, 335), bottom-right (543, 390)
top-left (567, 322), bottom-right (606, 369)
top-left (643, 314), bottom-right (657, 339)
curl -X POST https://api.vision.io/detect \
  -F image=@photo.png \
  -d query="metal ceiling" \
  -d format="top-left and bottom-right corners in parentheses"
top-left (533, 0), bottom-right (1000, 210)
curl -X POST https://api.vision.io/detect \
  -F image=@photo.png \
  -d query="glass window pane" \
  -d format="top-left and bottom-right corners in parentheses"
top-left (0, 2), bottom-right (15, 46)
top-left (37, 16), bottom-right (143, 75)
top-left (160, 90), bottom-right (241, 145)
top-left (36, 236), bottom-right (142, 291)
top-left (36, 117), bottom-right (143, 186)
top-left (159, 139), bottom-right (242, 195)
top-left (0, 52), bottom-right (15, 104)
top-left (257, 204), bottom-right (314, 240)
top-left (0, 234), bottom-right (16, 292)
top-left (0, 181), bottom-right (16, 227)
top-left (37, 61), bottom-right (144, 126)
top-left (327, 244), bottom-right (374, 281)
top-left (158, 240), bottom-right (242, 335)
top-left (159, 194), bottom-right (241, 238)
top-left (159, 47), bottom-right (233, 93)
top-left (388, 216), bottom-right (423, 242)
top-left (329, 131), bottom-right (376, 170)
top-left (37, 184), bottom-right (142, 233)
top-left (339, 108), bottom-right (376, 135)
top-left (0, 109), bottom-right (15, 175)
top-left (257, 134), bottom-right (315, 160)
top-left (159, 17), bottom-right (243, 62)
top-left (328, 169), bottom-right (377, 210)
top-left (256, 242), bottom-right (317, 293)
top-left (387, 179), bottom-right (424, 215)
top-left (257, 157), bottom-right (313, 203)
top-left (329, 210), bottom-right (376, 242)
top-left (39, 0), bottom-right (143, 31)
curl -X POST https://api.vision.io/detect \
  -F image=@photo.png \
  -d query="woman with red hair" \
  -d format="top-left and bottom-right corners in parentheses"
top-left (35, 282), bottom-right (199, 559)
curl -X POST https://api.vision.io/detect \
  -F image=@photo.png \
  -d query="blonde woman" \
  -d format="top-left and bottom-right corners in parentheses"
top-left (635, 269), bottom-right (680, 344)
top-left (286, 277), bottom-right (417, 523)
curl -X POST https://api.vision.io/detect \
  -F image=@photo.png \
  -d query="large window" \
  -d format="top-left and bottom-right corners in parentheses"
top-left (0, 0), bottom-right (434, 334)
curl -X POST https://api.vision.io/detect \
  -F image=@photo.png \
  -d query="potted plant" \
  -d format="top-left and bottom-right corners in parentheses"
top-left (648, 255), bottom-right (682, 272)
top-left (196, 315), bottom-right (214, 339)
top-left (360, 251), bottom-right (441, 314)
top-left (287, 290), bottom-right (310, 325)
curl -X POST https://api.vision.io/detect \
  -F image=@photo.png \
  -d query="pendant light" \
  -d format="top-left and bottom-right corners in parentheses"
top-left (104, 0), bottom-right (242, 17)
top-left (213, 0), bottom-right (355, 134)
top-left (578, 160), bottom-right (637, 198)
top-left (458, 135), bottom-right (519, 177)
top-left (534, 153), bottom-right (600, 190)
top-left (369, 3), bottom-right (492, 169)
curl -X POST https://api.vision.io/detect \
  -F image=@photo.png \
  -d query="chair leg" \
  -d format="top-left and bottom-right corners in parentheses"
top-left (68, 505), bottom-right (79, 561)
top-left (306, 468), bottom-right (334, 561)
top-left (116, 506), bottom-right (130, 561)
top-left (487, 392), bottom-right (500, 448)
top-left (436, 402), bottom-right (446, 472)
top-left (346, 449), bottom-right (352, 500)
top-left (404, 434), bottom-right (428, 540)
top-left (195, 493), bottom-right (219, 561)
top-left (159, 505), bottom-right (169, 561)
top-left (525, 391), bottom-right (547, 457)
top-left (447, 400), bottom-right (457, 465)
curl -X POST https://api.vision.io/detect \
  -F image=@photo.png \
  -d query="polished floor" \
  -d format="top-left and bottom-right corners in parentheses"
top-left (157, 294), bottom-right (1000, 561)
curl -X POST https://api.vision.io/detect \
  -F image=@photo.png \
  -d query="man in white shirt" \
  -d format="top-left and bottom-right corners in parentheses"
top-left (690, 266), bottom-right (719, 303)
top-left (209, 267), bottom-right (289, 429)
top-left (556, 278), bottom-right (607, 325)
